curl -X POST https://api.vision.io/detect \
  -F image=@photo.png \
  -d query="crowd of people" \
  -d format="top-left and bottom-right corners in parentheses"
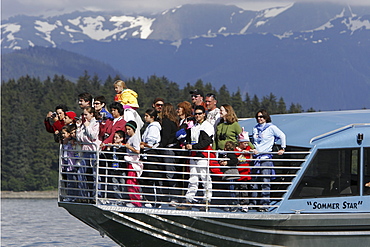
top-left (45, 80), bottom-right (286, 212)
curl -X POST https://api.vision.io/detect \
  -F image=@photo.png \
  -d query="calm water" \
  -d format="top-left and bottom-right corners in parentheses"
top-left (1, 199), bottom-right (117, 246)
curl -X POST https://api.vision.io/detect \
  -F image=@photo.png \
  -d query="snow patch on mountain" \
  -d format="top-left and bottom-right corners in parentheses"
top-left (255, 21), bottom-right (267, 27)
top-left (34, 20), bottom-right (57, 33)
top-left (343, 17), bottom-right (370, 33)
top-left (75, 16), bottom-right (111, 40)
top-left (109, 15), bottom-right (154, 39)
top-left (275, 31), bottom-right (294, 39)
top-left (68, 17), bottom-right (81, 26)
top-left (240, 20), bottom-right (253, 34)
top-left (162, 5), bottom-right (182, 15)
top-left (254, 4), bottom-right (293, 28)
top-left (28, 40), bottom-right (34, 47)
top-left (1, 23), bottom-right (21, 41)
top-left (263, 3), bottom-right (293, 18)
top-left (65, 15), bottom-right (155, 40)
top-left (35, 20), bottom-right (57, 46)
top-left (313, 8), bottom-right (347, 31)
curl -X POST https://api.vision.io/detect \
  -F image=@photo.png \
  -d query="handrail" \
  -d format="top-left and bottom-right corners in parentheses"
top-left (59, 144), bottom-right (308, 212)
top-left (310, 123), bottom-right (370, 144)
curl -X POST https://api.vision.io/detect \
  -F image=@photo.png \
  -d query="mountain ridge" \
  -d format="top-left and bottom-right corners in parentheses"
top-left (1, 46), bottom-right (122, 82)
top-left (2, 3), bottom-right (370, 110)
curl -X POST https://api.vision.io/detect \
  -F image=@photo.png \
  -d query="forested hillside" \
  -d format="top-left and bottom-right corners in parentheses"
top-left (1, 72), bottom-right (307, 191)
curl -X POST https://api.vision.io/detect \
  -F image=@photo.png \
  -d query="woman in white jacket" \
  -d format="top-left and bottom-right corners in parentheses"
top-left (76, 106), bottom-right (101, 198)
top-left (140, 109), bottom-right (163, 207)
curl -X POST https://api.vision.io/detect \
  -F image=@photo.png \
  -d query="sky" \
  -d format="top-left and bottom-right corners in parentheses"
top-left (2, 0), bottom-right (370, 20)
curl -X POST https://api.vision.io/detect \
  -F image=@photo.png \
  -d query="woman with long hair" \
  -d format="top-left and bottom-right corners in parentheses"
top-left (140, 109), bottom-right (163, 207)
top-left (213, 104), bottom-right (242, 150)
top-left (159, 103), bottom-right (180, 206)
top-left (177, 101), bottom-right (193, 128)
top-left (76, 106), bottom-right (101, 198)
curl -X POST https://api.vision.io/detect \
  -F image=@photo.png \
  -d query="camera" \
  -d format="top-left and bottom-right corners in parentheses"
top-left (51, 112), bottom-right (57, 118)
top-left (219, 133), bottom-right (226, 140)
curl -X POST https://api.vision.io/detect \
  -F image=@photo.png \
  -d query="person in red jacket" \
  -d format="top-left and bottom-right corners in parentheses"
top-left (234, 128), bottom-right (255, 212)
top-left (100, 102), bottom-right (126, 146)
top-left (44, 104), bottom-right (68, 142)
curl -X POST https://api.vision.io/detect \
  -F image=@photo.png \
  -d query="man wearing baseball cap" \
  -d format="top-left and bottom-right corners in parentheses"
top-left (189, 89), bottom-right (207, 112)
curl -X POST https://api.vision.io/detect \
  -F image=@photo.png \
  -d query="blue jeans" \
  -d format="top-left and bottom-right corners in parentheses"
top-left (250, 160), bottom-right (274, 206)
top-left (78, 152), bottom-right (100, 198)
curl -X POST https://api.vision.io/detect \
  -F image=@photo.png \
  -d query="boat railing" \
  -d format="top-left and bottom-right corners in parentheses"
top-left (310, 123), bottom-right (370, 144)
top-left (58, 143), bottom-right (309, 212)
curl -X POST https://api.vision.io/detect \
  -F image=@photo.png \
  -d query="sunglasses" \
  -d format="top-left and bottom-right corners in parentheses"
top-left (155, 103), bottom-right (163, 107)
top-left (191, 95), bottom-right (200, 98)
top-left (194, 112), bottom-right (203, 115)
top-left (257, 115), bottom-right (265, 118)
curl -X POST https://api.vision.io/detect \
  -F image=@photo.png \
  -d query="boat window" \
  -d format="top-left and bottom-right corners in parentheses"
top-left (364, 148), bottom-right (370, 195)
top-left (290, 148), bottom-right (360, 199)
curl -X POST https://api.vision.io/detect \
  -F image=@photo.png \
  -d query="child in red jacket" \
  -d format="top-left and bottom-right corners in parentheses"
top-left (234, 128), bottom-right (254, 212)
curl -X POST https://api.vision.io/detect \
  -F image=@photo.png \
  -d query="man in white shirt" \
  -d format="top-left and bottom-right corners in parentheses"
top-left (177, 105), bottom-right (214, 210)
top-left (205, 93), bottom-right (220, 128)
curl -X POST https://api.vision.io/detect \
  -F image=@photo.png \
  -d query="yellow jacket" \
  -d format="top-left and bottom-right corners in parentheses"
top-left (115, 89), bottom-right (139, 108)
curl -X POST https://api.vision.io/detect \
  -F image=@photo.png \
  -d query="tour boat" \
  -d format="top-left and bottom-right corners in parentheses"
top-left (58, 109), bottom-right (370, 246)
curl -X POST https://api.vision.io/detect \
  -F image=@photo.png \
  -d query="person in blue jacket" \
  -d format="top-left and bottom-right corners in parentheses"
top-left (250, 109), bottom-right (286, 212)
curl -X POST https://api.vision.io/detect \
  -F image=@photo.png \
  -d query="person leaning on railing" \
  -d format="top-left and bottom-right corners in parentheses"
top-left (177, 105), bottom-right (214, 209)
top-left (60, 124), bottom-right (78, 202)
top-left (234, 129), bottom-right (254, 213)
top-left (250, 109), bottom-right (286, 212)
top-left (213, 104), bottom-right (242, 151)
top-left (218, 141), bottom-right (240, 212)
top-left (76, 106), bottom-right (102, 198)
top-left (158, 103), bottom-right (181, 206)
top-left (140, 109), bottom-right (163, 208)
top-left (124, 120), bottom-right (143, 208)
top-left (101, 130), bottom-right (127, 201)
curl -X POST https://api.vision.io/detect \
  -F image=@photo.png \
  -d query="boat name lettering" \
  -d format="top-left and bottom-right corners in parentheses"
top-left (307, 201), bottom-right (364, 210)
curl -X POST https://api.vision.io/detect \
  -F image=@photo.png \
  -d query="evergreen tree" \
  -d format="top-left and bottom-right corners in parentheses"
top-left (218, 85), bottom-right (231, 106)
top-left (250, 94), bottom-right (260, 115)
top-left (277, 97), bottom-right (287, 114)
top-left (306, 107), bottom-right (316, 112)
top-left (230, 89), bottom-right (244, 118)
top-left (289, 103), bottom-right (303, 113)
top-left (243, 93), bottom-right (253, 117)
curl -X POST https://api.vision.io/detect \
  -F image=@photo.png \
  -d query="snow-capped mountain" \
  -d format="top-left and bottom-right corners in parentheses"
top-left (2, 2), bottom-right (370, 51)
top-left (2, 3), bottom-right (370, 110)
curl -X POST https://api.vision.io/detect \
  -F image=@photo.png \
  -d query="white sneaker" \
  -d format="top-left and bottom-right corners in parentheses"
top-left (169, 200), bottom-right (178, 207)
top-left (144, 203), bottom-right (153, 208)
top-left (99, 199), bottom-right (108, 205)
top-left (241, 205), bottom-right (249, 213)
top-left (126, 202), bottom-right (135, 208)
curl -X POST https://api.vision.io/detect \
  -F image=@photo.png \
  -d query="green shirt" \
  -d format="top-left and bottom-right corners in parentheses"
top-left (213, 121), bottom-right (242, 150)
